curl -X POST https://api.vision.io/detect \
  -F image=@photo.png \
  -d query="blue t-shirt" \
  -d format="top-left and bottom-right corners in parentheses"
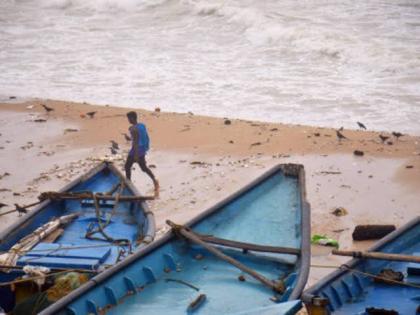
top-left (130, 123), bottom-right (150, 156)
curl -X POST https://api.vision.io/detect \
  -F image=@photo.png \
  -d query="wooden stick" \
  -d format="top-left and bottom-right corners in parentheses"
top-left (38, 192), bottom-right (154, 202)
top-left (166, 220), bottom-right (285, 293)
top-left (197, 234), bottom-right (300, 256)
top-left (0, 264), bottom-right (98, 274)
top-left (332, 249), bottom-right (420, 264)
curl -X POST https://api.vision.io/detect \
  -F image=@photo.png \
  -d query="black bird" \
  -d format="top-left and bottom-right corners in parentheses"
top-left (336, 130), bottom-right (348, 141)
top-left (357, 122), bottom-right (367, 130)
top-left (392, 132), bottom-right (403, 140)
top-left (0, 202), bottom-right (7, 209)
top-left (41, 104), bottom-right (54, 113)
top-left (14, 204), bottom-right (27, 216)
top-left (86, 111), bottom-right (97, 119)
top-left (379, 135), bottom-right (390, 143)
top-left (110, 140), bottom-right (119, 150)
top-left (122, 133), bottom-right (131, 142)
top-left (109, 147), bottom-right (118, 155)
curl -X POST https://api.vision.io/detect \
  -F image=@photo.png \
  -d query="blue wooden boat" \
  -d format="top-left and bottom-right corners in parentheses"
top-left (40, 163), bottom-right (311, 315)
top-left (0, 162), bottom-right (155, 313)
top-left (303, 216), bottom-right (420, 314)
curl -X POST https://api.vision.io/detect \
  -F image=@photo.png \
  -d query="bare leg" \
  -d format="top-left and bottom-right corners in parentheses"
top-left (138, 155), bottom-right (159, 197)
top-left (124, 154), bottom-right (135, 180)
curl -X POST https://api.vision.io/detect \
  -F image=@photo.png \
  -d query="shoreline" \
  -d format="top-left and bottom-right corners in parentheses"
top-left (1, 99), bottom-right (419, 287)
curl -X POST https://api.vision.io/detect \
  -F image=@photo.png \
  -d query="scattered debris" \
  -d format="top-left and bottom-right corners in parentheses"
top-left (353, 150), bottom-right (364, 156)
top-left (33, 119), bottom-right (47, 123)
top-left (386, 141), bottom-right (393, 145)
top-left (250, 142), bottom-right (262, 147)
top-left (154, 107), bottom-right (161, 112)
top-left (238, 275), bottom-right (246, 282)
top-left (149, 164), bottom-right (156, 169)
top-left (64, 128), bottom-right (79, 133)
top-left (190, 161), bottom-right (211, 167)
top-left (318, 171), bottom-right (341, 175)
top-left (331, 207), bottom-right (348, 217)
top-left (0, 188), bottom-right (11, 193)
top-left (314, 132), bottom-right (320, 137)
top-left (352, 225), bottom-right (396, 241)
top-left (224, 119), bottom-right (232, 125)
top-left (26, 105), bottom-right (34, 109)
top-left (229, 140), bottom-right (234, 144)
top-left (195, 254), bottom-right (204, 260)
top-left (270, 128), bottom-right (278, 132)
top-left (405, 165), bottom-right (414, 169)
top-left (269, 296), bottom-right (279, 303)
top-left (9, 96), bottom-right (16, 99)
top-left (311, 235), bottom-right (339, 248)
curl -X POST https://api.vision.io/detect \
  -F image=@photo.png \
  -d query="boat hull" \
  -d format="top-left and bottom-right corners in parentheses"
top-left (0, 162), bottom-right (155, 313)
top-left (303, 216), bottom-right (420, 314)
top-left (41, 163), bottom-right (310, 315)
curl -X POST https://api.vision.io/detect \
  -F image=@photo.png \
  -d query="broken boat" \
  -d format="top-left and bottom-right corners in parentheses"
top-left (303, 216), bottom-right (420, 314)
top-left (0, 162), bottom-right (155, 313)
top-left (41, 163), bottom-right (310, 315)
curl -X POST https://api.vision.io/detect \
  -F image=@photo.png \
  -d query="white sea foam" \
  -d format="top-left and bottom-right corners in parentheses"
top-left (0, 0), bottom-right (419, 134)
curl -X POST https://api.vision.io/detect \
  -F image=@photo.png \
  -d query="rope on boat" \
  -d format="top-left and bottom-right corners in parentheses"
top-left (165, 278), bottom-right (200, 291)
top-left (0, 270), bottom-right (93, 287)
top-left (310, 264), bottom-right (420, 289)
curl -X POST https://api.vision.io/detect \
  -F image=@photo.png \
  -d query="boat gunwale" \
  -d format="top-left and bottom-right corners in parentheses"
top-left (0, 161), bottom-right (155, 247)
top-left (302, 215), bottom-right (420, 304)
top-left (39, 163), bottom-right (310, 315)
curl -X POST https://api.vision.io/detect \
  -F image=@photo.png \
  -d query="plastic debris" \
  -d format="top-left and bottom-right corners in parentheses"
top-left (311, 235), bottom-right (339, 248)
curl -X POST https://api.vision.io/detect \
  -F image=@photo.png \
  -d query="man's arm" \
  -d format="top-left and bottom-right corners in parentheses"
top-left (129, 126), bottom-right (140, 158)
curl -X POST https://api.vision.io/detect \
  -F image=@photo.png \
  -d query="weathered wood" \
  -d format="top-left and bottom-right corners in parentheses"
top-left (196, 234), bottom-right (300, 256)
top-left (332, 249), bottom-right (420, 264)
top-left (38, 192), bottom-right (154, 202)
top-left (352, 225), bottom-right (396, 241)
top-left (166, 220), bottom-right (285, 293)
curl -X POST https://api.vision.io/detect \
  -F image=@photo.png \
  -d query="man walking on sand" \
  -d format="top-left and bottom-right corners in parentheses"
top-left (125, 111), bottom-right (159, 196)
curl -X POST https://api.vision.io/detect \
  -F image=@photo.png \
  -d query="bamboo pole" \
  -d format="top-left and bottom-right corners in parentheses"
top-left (332, 249), bottom-right (420, 264)
top-left (166, 220), bottom-right (285, 293)
top-left (38, 192), bottom-right (154, 201)
top-left (197, 234), bottom-right (300, 256)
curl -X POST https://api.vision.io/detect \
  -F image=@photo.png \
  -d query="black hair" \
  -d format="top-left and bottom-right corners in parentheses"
top-left (126, 111), bottom-right (137, 120)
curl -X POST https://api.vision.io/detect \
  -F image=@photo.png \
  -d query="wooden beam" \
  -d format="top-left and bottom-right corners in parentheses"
top-left (332, 249), bottom-right (420, 264)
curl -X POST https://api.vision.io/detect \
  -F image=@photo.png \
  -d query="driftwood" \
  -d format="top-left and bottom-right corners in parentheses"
top-left (166, 220), bottom-right (285, 293)
top-left (196, 234), bottom-right (300, 256)
top-left (352, 225), bottom-right (396, 241)
top-left (332, 249), bottom-right (420, 264)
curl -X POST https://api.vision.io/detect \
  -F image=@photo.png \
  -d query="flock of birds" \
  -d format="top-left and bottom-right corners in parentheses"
top-left (335, 121), bottom-right (403, 144)
top-left (39, 104), bottom-right (405, 155)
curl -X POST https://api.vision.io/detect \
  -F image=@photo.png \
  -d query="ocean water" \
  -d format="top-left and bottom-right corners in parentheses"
top-left (0, 0), bottom-right (419, 134)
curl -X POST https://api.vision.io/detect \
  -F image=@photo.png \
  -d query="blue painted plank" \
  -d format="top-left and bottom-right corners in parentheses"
top-left (17, 256), bottom-right (100, 270)
top-left (24, 243), bottom-right (111, 263)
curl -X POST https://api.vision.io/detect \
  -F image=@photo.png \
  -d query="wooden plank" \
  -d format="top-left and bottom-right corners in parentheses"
top-left (196, 234), bottom-right (300, 256)
top-left (167, 220), bottom-right (285, 293)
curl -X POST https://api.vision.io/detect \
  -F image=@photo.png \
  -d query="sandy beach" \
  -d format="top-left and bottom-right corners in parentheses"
top-left (1, 99), bottom-right (419, 287)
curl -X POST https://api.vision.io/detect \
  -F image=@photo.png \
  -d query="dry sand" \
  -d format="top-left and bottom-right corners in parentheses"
top-left (1, 99), bottom-right (419, 287)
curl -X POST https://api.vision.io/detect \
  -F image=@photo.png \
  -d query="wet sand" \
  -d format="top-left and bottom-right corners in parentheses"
top-left (1, 99), bottom-right (419, 287)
